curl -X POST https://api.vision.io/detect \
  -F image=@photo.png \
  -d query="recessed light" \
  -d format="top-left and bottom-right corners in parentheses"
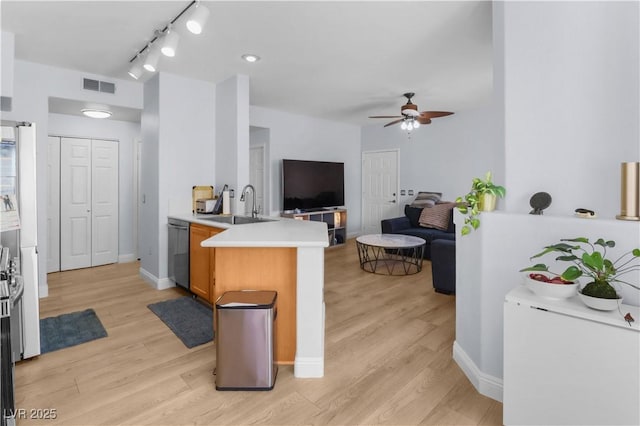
top-left (242, 54), bottom-right (260, 63)
top-left (81, 109), bottom-right (112, 119)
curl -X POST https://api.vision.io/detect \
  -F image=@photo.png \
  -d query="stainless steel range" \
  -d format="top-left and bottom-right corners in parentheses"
top-left (1, 246), bottom-right (23, 426)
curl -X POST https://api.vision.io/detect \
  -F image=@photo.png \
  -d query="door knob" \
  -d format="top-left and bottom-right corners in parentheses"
top-left (388, 200), bottom-right (396, 203)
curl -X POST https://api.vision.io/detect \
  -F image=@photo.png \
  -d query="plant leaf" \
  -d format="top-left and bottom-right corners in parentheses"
top-left (461, 226), bottom-right (470, 236)
top-left (562, 266), bottom-right (583, 281)
top-left (606, 240), bottom-right (615, 248)
top-left (595, 238), bottom-right (606, 247)
top-left (470, 218), bottom-right (480, 229)
top-left (519, 264), bottom-right (549, 272)
top-left (562, 237), bottom-right (589, 244)
top-left (582, 251), bottom-right (604, 271)
top-left (633, 248), bottom-right (640, 257)
top-left (555, 255), bottom-right (578, 261)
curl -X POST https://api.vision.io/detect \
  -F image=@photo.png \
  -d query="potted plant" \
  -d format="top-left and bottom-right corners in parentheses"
top-left (455, 171), bottom-right (506, 236)
top-left (520, 237), bottom-right (640, 310)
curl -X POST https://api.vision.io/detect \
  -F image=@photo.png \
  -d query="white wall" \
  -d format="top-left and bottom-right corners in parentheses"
top-left (48, 113), bottom-right (140, 260)
top-left (250, 105), bottom-right (362, 233)
top-left (503, 1), bottom-right (640, 218)
top-left (250, 126), bottom-right (271, 214)
top-left (215, 75), bottom-right (250, 214)
top-left (139, 72), bottom-right (216, 285)
top-left (3, 59), bottom-right (143, 297)
top-left (139, 74), bottom-right (160, 283)
top-left (1, 31), bottom-right (15, 98)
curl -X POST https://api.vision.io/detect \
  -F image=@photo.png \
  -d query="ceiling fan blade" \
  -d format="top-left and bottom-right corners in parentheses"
top-left (383, 118), bottom-right (404, 127)
top-left (369, 115), bottom-right (402, 118)
top-left (420, 111), bottom-right (454, 119)
top-left (417, 116), bottom-right (432, 125)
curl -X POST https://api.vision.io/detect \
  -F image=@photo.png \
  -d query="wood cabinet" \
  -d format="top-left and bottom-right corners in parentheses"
top-left (282, 208), bottom-right (347, 247)
top-left (189, 223), bottom-right (223, 303)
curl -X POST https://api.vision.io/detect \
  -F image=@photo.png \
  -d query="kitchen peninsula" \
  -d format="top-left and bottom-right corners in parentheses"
top-left (168, 214), bottom-right (329, 378)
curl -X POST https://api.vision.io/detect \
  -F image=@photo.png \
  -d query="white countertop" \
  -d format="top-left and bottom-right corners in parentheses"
top-left (168, 213), bottom-right (330, 248)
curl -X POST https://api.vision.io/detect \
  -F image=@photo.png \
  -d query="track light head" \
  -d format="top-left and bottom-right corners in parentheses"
top-left (161, 25), bottom-right (180, 57)
top-left (143, 44), bottom-right (161, 72)
top-left (127, 56), bottom-right (144, 79)
top-left (186, 2), bottom-right (210, 35)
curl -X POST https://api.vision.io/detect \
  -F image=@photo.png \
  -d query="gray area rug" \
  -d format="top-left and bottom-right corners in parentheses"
top-left (147, 297), bottom-right (214, 348)
top-left (40, 308), bottom-right (108, 354)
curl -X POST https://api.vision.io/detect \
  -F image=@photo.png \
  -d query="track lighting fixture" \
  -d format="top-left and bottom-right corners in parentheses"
top-left (126, 1), bottom-right (209, 79)
top-left (186, 1), bottom-right (210, 35)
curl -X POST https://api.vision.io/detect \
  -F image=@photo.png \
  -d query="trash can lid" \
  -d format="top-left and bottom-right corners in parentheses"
top-left (215, 290), bottom-right (277, 309)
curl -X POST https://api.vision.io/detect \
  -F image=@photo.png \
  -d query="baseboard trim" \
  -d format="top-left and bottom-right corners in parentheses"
top-left (294, 357), bottom-right (324, 378)
top-left (452, 341), bottom-right (503, 402)
top-left (118, 253), bottom-right (137, 263)
top-left (139, 267), bottom-right (175, 291)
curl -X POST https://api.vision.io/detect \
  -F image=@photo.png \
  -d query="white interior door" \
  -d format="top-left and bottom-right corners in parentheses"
top-left (47, 136), bottom-right (60, 272)
top-left (60, 137), bottom-right (92, 270)
top-left (249, 145), bottom-right (265, 215)
top-left (362, 150), bottom-right (399, 234)
top-left (91, 139), bottom-right (118, 266)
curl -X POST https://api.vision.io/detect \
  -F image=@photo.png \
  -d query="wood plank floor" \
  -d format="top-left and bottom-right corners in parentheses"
top-left (15, 239), bottom-right (502, 425)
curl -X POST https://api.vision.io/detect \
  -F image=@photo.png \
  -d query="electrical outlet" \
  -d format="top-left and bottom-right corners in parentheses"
top-left (408, 190), bottom-right (414, 196)
top-left (400, 189), bottom-right (406, 196)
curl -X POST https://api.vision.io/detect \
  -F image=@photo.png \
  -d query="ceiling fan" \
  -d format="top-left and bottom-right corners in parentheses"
top-left (369, 92), bottom-right (454, 128)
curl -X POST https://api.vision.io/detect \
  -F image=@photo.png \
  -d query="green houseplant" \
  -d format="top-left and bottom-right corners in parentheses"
top-left (520, 237), bottom-right (640, 300)
top-left (455, 171), bottom-right (506, 236)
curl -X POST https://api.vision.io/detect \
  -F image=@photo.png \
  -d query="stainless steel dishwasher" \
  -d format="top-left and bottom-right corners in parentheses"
top-left (167, 218), bottom-right (190, 290)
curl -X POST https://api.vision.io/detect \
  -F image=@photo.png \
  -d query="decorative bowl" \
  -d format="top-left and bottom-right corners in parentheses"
top-left (578, 292), bottom-right (623, 311)
top-left (523, 273), bottom-right (579, 300)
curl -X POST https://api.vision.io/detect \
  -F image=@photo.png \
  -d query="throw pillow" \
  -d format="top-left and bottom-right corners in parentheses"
top-left (419, 202), bottom-right (456, 231)
top-left (404, 205), bottom-right (423, 228)
top-left (411, 191), bottom-right (442, 208)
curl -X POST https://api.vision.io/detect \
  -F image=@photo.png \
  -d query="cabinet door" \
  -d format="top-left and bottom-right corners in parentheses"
top-left (189, 224), bottom-right (211, 300)
top-left (208, 227), bottom-right (223, 302)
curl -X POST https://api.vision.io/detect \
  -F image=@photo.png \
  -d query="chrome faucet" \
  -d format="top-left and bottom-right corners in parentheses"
top-left (240, 184), bottom-right (258, 218)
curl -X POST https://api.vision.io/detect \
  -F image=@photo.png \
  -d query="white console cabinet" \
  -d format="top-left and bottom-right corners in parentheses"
top-left (503, 286), bottom-right (640, 425)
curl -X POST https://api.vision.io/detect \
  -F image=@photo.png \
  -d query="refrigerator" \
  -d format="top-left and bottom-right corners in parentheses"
top-left (0, 122), bottom-right (40, 360)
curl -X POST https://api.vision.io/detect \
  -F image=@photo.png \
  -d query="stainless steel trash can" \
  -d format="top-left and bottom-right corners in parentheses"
top-left (215, 290), bottom-right (278, 390)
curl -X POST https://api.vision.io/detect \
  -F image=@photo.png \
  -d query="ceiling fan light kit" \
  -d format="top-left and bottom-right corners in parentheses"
top-left (369, 92), bottom-right (454, 133)
top-left (126, 0), bottom-right (210, 79)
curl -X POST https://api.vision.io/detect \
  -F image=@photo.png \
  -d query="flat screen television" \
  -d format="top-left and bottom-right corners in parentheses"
top-left (282, 159), bottom-right (344, 211)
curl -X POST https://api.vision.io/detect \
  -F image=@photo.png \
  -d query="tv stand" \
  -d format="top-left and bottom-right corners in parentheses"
top-left (282, 208), bottom-right (347, 247)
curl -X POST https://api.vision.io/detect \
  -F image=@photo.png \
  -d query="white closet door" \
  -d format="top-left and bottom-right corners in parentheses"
top-left (47, 136), bottom-right (60, 272)
top-left (91, 139), bottom-right (118, 266)
top-left (60, 138), bottom-right (92, 270)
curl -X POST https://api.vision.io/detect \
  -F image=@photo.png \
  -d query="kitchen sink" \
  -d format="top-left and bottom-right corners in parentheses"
top-left (198, 215), bottom-right (275, 225)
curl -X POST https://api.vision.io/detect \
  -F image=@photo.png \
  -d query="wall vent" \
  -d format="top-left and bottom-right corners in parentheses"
top-left (83, 78), bottom-right (116, 94)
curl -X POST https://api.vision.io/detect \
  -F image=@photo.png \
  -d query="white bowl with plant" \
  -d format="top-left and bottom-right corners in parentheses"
top-left (520, 237), bottom-right (640, 311)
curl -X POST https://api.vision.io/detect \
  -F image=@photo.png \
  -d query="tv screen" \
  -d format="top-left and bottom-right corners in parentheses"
top-left (282, 159), bottom-right (344, 211)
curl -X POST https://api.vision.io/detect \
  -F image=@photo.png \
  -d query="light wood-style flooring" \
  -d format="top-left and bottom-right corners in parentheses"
top-left (15, 239), bottom-right (502, 425)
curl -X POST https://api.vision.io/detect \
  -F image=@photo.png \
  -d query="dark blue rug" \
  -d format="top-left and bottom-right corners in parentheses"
top-left (40, 308), bottom-right (108, 354)
top-left (147, 297), bottom-right (214, 348)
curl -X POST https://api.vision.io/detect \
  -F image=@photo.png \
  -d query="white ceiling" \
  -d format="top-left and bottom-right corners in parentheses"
top-left (1, 1), bottom-right (493, 126)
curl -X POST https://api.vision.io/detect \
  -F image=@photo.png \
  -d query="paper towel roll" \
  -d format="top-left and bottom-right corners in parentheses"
top-left (222, 191), bottom-right (230, 215)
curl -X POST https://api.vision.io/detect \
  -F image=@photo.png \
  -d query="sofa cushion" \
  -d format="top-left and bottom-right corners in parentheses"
top-left (396, 228), bottom-right (452, 244)
top-left (419, 202), bottom-right (456, 231)
top-left (404, 205), bottom-right (423, 228)
top-left (410, 191), bottom-right (442, 208)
